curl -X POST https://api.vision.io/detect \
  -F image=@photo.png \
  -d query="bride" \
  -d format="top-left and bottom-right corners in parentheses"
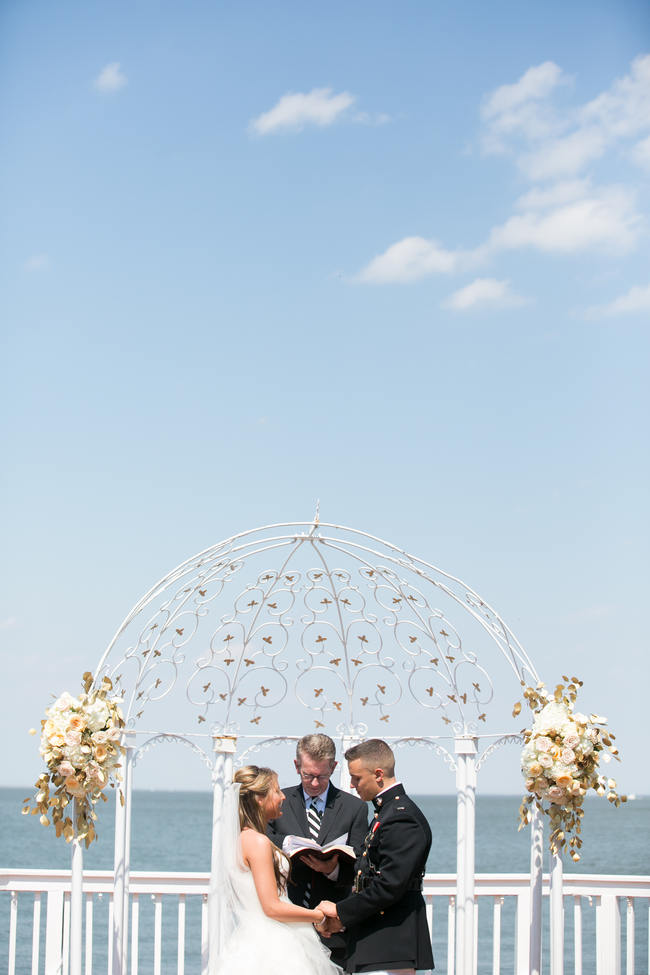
top-left (211, 765), bottom-right (341, 975)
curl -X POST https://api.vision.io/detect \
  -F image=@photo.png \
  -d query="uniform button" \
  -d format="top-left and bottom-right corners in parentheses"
top-left (380, 910), bottom-right (385, 916)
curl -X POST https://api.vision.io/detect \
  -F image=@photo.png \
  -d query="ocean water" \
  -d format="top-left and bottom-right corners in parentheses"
top-left (1, 787), bottom-right (648, 972)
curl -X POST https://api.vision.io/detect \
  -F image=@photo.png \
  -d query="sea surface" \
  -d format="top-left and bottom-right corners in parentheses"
top-left (1, 787), bottom-right (648, 973)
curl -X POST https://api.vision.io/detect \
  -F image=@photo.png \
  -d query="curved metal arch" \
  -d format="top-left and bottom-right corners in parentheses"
top-left (94, 521), bottom-right (540, 738)
top-left (132, 733), bottom-right (214, 771)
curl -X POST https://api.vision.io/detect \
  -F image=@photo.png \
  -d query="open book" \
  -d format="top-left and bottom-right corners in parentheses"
top-left (282, 832), bottom-right (356, 861)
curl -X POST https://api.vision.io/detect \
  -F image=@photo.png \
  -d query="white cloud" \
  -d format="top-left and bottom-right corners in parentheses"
top-left (515, 179), bottom-right (591, 210)
top-left (488, 186), bottom-right (640, 254)
top-left (94, 62), bottom-right (127, 94)
top-left (521, 127), bottom-right (607, 180)
top-left (353, 111), bottom-right (391, 126)
top-left (0, 617), bottom-right (18, 630)
top-left (24, 254), bottom-right (49, 271)
top-left (250, 87), bottom-right (355, 135)
top-left (355, 236), bottom-right (465, 283)
top-left (481, 54), bottom-right (650, 177)
top-left (581, 54), bottom-right (650, 141)
top-left (443, 278), bottom-right (526, 311)
top-left (480, 62), bottom-right (569, 152)
top-left (585, 283), bottom-right (650, 318)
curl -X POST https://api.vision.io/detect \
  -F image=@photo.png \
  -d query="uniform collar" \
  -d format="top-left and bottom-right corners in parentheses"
top-left (372, 782), bottom-right (403, 811)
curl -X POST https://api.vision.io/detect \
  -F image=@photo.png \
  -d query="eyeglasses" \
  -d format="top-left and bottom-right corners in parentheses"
top-left (298, 771), bottom-right (332, 783)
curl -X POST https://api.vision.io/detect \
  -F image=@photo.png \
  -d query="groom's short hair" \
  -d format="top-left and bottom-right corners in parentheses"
top-left (296, 733), bottom-right (336, 766)
top-left (345, 738), bottom-right (395, 776)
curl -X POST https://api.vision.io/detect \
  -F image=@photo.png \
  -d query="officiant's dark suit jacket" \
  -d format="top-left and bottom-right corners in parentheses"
top-left (267, 782), bottom-right (369, 965)
top-left (336, 784), bottom-right (434, 973)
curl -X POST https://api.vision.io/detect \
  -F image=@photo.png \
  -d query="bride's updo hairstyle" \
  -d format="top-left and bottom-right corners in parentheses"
top-left (233, 765), bottom-right (289, 891)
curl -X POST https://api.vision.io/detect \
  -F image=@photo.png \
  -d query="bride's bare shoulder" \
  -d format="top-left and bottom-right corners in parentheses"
top-left (240, 827), bottom-right (271, 857)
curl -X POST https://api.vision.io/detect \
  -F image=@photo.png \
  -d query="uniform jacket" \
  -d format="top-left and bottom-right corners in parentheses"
top-left (336, 784), bottom-right (434, 973)
top-left (267, 782), bottom-right (369, 963)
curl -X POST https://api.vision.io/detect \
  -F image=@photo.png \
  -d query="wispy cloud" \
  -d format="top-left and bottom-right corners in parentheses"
top-left (443, 277), bottom-right (526, 311)
top-left (0, 617), bottom-right (18, 630)
top-left (488, 185), bottom-right (640, 255)
top-left (481, 61), bottom-right (569, 152)
top-left (356, 57), bottom-right (648, 291)
top-left (94, 62), bottom-right (127, 94)
top-left (481, 54), bottom-right (650, 178)
top-left (355, 236), bottom-right (467, 284)
top-left (584, 283), bottom-right (650, 318)
top-left (357, 182), bottom-right (640, 283)
top-left (250, 87), bottom-right (355, 135)
top-left (24, 254), bottom-right (49, 271)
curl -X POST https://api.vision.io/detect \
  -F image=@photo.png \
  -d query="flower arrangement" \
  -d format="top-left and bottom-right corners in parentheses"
top-left (515, 675), bottom-right (625, 860)
top-left (23, 672), bottom-right (125, 846)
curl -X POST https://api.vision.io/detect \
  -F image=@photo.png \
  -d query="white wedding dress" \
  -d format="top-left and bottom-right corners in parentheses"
top-left (210, 784), bottom-right (340, 975)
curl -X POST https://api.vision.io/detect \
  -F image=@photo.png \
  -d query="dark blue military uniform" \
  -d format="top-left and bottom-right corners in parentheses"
top-left (336, 784), bottom-right (434, 973)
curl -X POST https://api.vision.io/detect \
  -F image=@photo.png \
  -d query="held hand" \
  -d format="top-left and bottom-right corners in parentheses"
top-left (316, 900), bottom-right (338, 918)
top-left (314, 901), bottom-right (344, 936)
top-left (301, 852), bottom-right (340, 874)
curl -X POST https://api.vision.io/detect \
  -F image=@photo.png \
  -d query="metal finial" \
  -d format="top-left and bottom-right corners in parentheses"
top-left (313, 499), bottom-right (320, 526)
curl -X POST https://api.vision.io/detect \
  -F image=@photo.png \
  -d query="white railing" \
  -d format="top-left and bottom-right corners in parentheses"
top-left (2, 869), bottom-right (649, 975)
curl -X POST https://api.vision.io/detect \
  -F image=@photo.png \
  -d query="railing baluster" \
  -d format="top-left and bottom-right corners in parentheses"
top-left (492, 895), bottom-right (502, 975)
top-left (8, 890), bottom-right (18, 975)
top-left (201, 893), bottom-right (209, 975)
top-left (131, 894), bottom-right (140, 975)
top-left (153, 894), bottom-right (162, 975)
top-left (177, 894), bottom-right (186, 975)
top-left (31, 892), bottom-right (41, 975)
top-left (474, 898), bottom-right (479, 975)
top-left (45, 890), bottom-right (64, 975)
top-left (515, 888), bottom-right (531, 975)
top-left (447, 895), bottom-right (455, 975)
top-left (107, 897), bottom-right (114, 975)
top-left (626, 897), bottom-right (635, 975)
top-left (84, 893), bottom-right (93, 975)
top-left (597, 895), bottom-right (621, 975)
top-left (62, 891), bottom-right (70, 975)
top-left (573, 895), bottom-right (582, 975)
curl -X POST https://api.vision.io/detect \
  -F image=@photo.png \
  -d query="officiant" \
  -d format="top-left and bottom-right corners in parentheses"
top-left (267, 733), bottom-right (369, 966)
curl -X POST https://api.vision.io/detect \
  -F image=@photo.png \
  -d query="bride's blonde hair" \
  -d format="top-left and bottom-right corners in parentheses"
top-left (234, 765), bottom-right (289, 892)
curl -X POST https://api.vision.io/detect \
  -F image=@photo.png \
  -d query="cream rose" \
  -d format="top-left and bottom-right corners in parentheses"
top-left (538, 753), bottom-right (553, 768)
top-left (561, 747), bottom-right (575, 764)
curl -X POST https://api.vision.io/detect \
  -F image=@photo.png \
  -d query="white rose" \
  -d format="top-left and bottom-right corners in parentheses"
top-left (53, 692), bottom-right (80, 712)
top-left (85, 700), bottom-right (110, 732)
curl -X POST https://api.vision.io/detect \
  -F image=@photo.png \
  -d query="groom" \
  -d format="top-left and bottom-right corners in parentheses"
top-left (317, 738), bottom-right (434, 975)
top-left (266, 733), bottom-right (369, 967)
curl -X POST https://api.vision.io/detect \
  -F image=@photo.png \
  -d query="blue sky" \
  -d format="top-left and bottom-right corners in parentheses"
top-left (1, 0), bottom-right (649, 794)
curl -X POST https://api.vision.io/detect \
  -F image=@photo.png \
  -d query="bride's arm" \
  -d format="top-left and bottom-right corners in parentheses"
top-left (241, 830), bottom-right (324, 924)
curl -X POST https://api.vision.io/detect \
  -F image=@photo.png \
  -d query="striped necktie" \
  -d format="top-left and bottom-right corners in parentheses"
top-left (302, 800), bottom-right (322, 907)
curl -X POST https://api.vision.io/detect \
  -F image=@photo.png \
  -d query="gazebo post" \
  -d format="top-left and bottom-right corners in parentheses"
top-left (69, 798), bottom-right (83, 975)
top-left (208, 734), bottom-right (237, 965)
top-left (529, 804), bottom-right (544, 975)
top-left (550, 849), bottom-right (564, 975)
top-left (455, 735), bottom-right (477, 975)
top-left (112, 736), bottom-right (134, 975)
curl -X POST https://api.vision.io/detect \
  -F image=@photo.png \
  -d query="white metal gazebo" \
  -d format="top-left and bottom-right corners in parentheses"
top-left (68, 517), bottom-right (556, 975)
